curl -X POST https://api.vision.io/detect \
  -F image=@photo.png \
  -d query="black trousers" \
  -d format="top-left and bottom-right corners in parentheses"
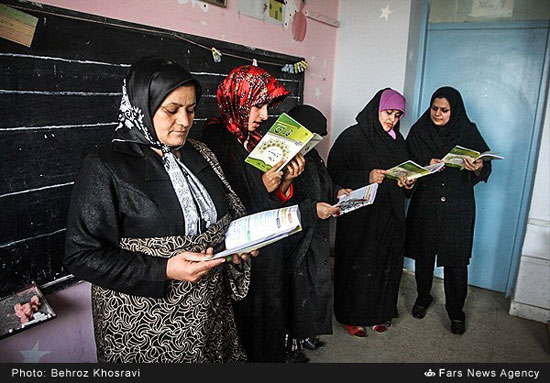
top-left (414, 253), bottom-right (468, 322)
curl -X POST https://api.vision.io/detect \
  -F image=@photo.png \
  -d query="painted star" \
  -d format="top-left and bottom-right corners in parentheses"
top-left (20, 341), bottom-right (51, 362)
top-left (379, 5), bottom-right (393, 21)
top-left (314, 87), bottom-right (322, 100)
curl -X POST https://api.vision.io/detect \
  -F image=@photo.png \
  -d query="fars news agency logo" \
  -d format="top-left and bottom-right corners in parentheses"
top-left (424, 369), bottom-right (436, 378)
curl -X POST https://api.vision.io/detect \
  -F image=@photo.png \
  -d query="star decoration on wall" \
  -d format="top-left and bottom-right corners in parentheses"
top-left (20, 341), bottom-right (51, 362)
top-left (314, 87), bottom-right (322, 100)
top-left (379, 5), bottom-right (393, 21)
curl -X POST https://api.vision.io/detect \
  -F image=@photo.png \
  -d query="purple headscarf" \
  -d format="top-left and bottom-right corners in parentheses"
top-left (378, 89), bottom-right (405, 139)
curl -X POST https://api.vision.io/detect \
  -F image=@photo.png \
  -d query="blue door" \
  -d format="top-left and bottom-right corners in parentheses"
top-left (411, 21), bottom-right (549, 292)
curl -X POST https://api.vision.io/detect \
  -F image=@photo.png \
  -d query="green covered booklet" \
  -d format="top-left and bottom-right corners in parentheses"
top-left (442, 145), bottom-right (504, 170)
top-left (386, 160), bottom-right (445, 181)
top-left (245, 113), bottom-right (322, 172)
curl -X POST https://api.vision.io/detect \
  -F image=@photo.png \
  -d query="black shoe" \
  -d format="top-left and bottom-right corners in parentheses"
top-left (286, 350), bottom-right (310, 363)
top-left (412, 304), bottom-right (427, 319)
top-left (451, 320), bottom-right (466, 335)
top-left (303, 337), bottom-right (325, 350)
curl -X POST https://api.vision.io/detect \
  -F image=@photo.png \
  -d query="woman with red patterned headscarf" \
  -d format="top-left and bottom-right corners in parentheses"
top-left (202, 65), bottom-right (306, 362)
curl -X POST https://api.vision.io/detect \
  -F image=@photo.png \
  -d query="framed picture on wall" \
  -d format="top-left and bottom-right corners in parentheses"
top-left (0, 284), bottom-right (56, 339)
top-left (204, 0), bottom-right (226, 7)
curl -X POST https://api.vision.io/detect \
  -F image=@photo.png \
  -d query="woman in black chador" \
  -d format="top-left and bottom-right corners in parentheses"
top-left (283, 105), bottom-right (349, 362)
top-left (405, 86), bottom-right (491, 335)
top-left (327, 88), bottom-right (412, 338)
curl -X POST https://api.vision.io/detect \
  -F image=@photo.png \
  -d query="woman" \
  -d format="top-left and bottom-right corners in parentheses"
top-left (327, 88), bottom-right (412, 337)
top-left (405, 86), bottom-right (491, 335)
top-left (202, 65), bottom-right (306, 362)
top-left (64, 57), bottom-right (256, 363)
top-left (283, 105), bottom-right (349, 362)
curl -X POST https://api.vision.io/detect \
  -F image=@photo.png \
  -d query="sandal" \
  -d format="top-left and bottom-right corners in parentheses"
top-left (343, 325), bottom-right (366, 337)
top-left (372, 323), bottom-right (388, 333)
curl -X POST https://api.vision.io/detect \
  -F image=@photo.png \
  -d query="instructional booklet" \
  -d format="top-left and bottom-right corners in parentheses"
top-left (211, 205), bottom-right (302, 259)
top-left (442, 145), bottom-right (505, 169)
top-left (385, 160), bottom-right (445, 181)
top-left (332, 182), bottom-right (379, 217)
top-left (245, 113), bottom-right (322, 172)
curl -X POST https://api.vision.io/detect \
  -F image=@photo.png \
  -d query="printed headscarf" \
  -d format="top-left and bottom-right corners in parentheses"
top-left (113, 56), bottom-right (217, 235)
top-left (209, 65), bottom-right (290, 152)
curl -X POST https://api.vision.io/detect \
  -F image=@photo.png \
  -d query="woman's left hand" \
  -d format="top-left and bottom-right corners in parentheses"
top-left (463, 157), bottom-right (484, 174)
top-left (397, 176), bottom-right (416, 189)
top-left (336, 188), bottom-right (353, 199)
top-left (229, 250), bottom-right (259, 264)
top-left (282, 153), bottom-right (306, 181)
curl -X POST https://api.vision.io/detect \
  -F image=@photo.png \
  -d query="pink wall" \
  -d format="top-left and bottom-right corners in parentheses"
top-left (33, 0), bottom-right (340, 155)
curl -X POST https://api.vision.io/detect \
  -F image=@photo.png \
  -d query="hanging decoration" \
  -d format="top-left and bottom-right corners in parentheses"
top-left (281, 60), bottom-right (308, 74)
top-left (173, 33), bottom-right (308, 74)
top-left (211, 47), bottom-right (222, 63)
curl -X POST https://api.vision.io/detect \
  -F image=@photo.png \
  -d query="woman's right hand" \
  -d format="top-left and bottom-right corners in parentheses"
top-left (262, 160), bottom-right (284, 193)
top-left (166, 247), bottom-right (225, 282)
top-left (369, 169), bottom-right (388, 184)
top-left (429, 158), bottom-right (443, 165)
top-left (316, 202), bottom-right (339, 220)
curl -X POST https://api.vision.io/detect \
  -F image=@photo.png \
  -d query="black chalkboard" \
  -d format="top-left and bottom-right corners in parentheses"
top-left (0, 0), bottom-right (304, 297)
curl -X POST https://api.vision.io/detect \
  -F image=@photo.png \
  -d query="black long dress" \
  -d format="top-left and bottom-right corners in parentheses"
top-left (283, 148), bottom-right (335, 339)
top-left (405, 87), bottom-right (491, 267)
top-left (202, 123), bottom-right (291, 362)
top-left (327, 89), bottom-right (409, 326)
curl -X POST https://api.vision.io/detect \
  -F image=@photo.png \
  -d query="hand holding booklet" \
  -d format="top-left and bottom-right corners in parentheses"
top-left (332, 183), bottom-right (379, 217)
top-left (441, 145), bottom-right (504, 170)
top-left (245, 113), bottom-right (322, 173)
top-left (211, 205), bottom-right (302, 259)
top-left (385, 160), bottom-right (445, 181)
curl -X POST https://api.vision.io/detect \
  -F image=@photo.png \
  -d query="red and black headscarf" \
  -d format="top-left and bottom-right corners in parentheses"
top-left (209, 65), bottom-right (289, 152)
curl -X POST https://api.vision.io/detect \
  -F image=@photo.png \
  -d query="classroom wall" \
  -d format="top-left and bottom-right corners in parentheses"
top-left (331, 0), bottom-right (413, 141)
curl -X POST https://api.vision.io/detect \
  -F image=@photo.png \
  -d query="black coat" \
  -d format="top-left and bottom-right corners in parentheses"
top-left (405, 124), bottom-right (491, 267)
top-left (282, 149), bottom-right (335, 339)
top-left (327, 90), bottom-right (409, 326)
top-left (63, 141), bottom-right (228, 297)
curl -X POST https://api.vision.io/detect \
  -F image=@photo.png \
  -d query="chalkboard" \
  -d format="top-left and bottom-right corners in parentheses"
top-left (0, 0), bottom-right (304, 297)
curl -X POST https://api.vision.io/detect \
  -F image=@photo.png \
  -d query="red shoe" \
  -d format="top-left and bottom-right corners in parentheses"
top-left (372, 324), bottom-right (387, 333)
top-left (343, 325), bottom-right (366, 337)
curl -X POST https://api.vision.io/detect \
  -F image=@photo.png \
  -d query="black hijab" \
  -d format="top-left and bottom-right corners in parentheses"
top-left (355, 88), bottom-right (409, 170)
top-left (114, 56), bottom-right (202, 146)
top-left (113, 56), bottom-right (216, 236)
top-left (287, 104), bottom-right (328, 137)
top-left (407, 86), bottom-right (490, 164)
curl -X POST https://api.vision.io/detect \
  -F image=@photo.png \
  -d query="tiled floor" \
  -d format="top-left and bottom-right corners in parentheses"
top-left (306, 270), bottom-right (550, 363)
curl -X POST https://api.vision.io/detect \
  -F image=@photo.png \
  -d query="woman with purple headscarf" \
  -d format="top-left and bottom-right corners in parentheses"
top-left (327, 88), bottom-right (413, 338)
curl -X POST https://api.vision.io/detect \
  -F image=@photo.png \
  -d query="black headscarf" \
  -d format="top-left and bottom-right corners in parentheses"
top-left (287, 104), bottom-right (328, 137)
top-left (407, 86), bottom-right (490, 164)
top-left (355, 88), bottom-right (409, 170)
top-left (113, 56), bottom-right (216, 236)
top-left (114, 56), bottom-right (202, 146)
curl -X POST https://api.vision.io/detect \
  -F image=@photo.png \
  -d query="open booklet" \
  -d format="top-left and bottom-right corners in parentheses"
top-left (245, 113), bottom-right (323, 173)
top-left (211, 205), bottom-right (302, 259)
top-left (442, 145), bottom-right (505, 169)
top-left (385, 160), bottom-right (445, 181)
top-left (332, 182), bottom-right (379, 217)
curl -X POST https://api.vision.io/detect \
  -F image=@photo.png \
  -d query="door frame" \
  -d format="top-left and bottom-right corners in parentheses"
top-left (412, 9), bottom-right (550, 296)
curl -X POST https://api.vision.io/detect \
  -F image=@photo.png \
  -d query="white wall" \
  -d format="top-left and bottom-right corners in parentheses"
top-left (510, 93), bottom-right (550, 323)
top-left (331, 0), bottom-right (413, 142)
